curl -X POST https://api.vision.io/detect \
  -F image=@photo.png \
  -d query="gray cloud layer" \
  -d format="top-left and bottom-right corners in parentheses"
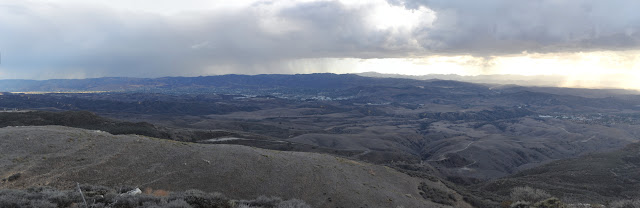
top-left (1, 1), bottom-right (422, 78)
top-left (1, 0), bottom-right (639, 78)
top-left (394, 0), bottom-right (640, 54)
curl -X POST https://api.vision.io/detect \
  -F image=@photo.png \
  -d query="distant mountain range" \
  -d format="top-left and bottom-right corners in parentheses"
top-left (357, 72), bottom-right (569, 87)
top-left (357, 72), bottom-right (640, 97)
top-left (1, 73), bottom-right (638, 98)
top-left (0, 74), bottom-right (421, 92)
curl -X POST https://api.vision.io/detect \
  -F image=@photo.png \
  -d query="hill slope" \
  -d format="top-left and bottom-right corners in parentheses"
top-left (474, 142), bottom-right (640, 204)
top-left (0, 126), bottom-right (471, 208)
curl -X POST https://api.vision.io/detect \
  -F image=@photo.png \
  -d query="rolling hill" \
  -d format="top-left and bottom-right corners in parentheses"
top-left (474, 142), bottom-right (640, 204)
top-left (0, 125), bottom-right (472, 208)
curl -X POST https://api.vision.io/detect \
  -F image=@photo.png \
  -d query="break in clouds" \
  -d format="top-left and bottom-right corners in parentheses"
top-left (1, 0), bottom-right (639, 79)
top-left (392, 0), bottom-right (640, 54)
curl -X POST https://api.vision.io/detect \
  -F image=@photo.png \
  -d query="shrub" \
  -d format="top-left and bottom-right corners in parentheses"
top-left (533, 197), bottom-right (565, 208)
top-left (0, 189), bottom-right (56, 208)
top-left (0, 185), bottom-right (309, 208)
top-left (511, 201), bottom-right (531, 208)
top-left (276, 199), bottom-right (311, 208)
top-left (510, 186), bottom-right (552, 203)
top-left (501, 200), bottom-right (514, 208)
top-left (163, 199), bottom-right (193, 208)
top-left (3, 173), bottom-right (21, 182)
top-left (565, 203), bottom-right (605, 208)
top-left (238, 195), bottom-right (283, 207)
top-left (111, 195), bottom-right (162, 208)
top-left (42, 190), bottom-right (81, 207)
top-left (236, 196), bottom-right (310, 208)
top-left (418, 182), bottom-right (456, 205)
top-left (170, 189), bottom-right (231, 208)
top-left (609, 199), bottom-right (640, 208)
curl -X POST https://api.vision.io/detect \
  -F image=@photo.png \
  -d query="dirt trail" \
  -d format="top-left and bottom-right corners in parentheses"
top-left (427, 141), bottom-right (475, 162)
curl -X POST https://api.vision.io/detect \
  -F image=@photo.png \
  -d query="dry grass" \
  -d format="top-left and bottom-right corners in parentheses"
top-left (0, 126), bottom-right (467, 208)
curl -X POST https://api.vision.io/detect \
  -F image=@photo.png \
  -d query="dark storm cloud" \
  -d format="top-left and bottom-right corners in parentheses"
top-left (2, 0), bottom-right (640, 79)
top-left (391, 0), bottom-right (640, 54)
top-left (0, 1), bottom-right (420, 78)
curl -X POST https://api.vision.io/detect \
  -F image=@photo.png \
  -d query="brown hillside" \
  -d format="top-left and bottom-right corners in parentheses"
top-left (0, 126), bottom-right (471, 208)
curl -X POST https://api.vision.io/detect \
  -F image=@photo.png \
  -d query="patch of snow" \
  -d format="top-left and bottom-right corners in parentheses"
top-left (123, 188), bottom-right (141, 196)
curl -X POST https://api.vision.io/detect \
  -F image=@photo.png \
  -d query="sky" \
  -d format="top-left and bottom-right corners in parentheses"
top-left (1, 0), bottom-right (640, 89)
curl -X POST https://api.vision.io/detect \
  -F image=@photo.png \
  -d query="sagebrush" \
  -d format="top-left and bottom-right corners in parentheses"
top-left (0, 185), bottom-right (310, 208)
